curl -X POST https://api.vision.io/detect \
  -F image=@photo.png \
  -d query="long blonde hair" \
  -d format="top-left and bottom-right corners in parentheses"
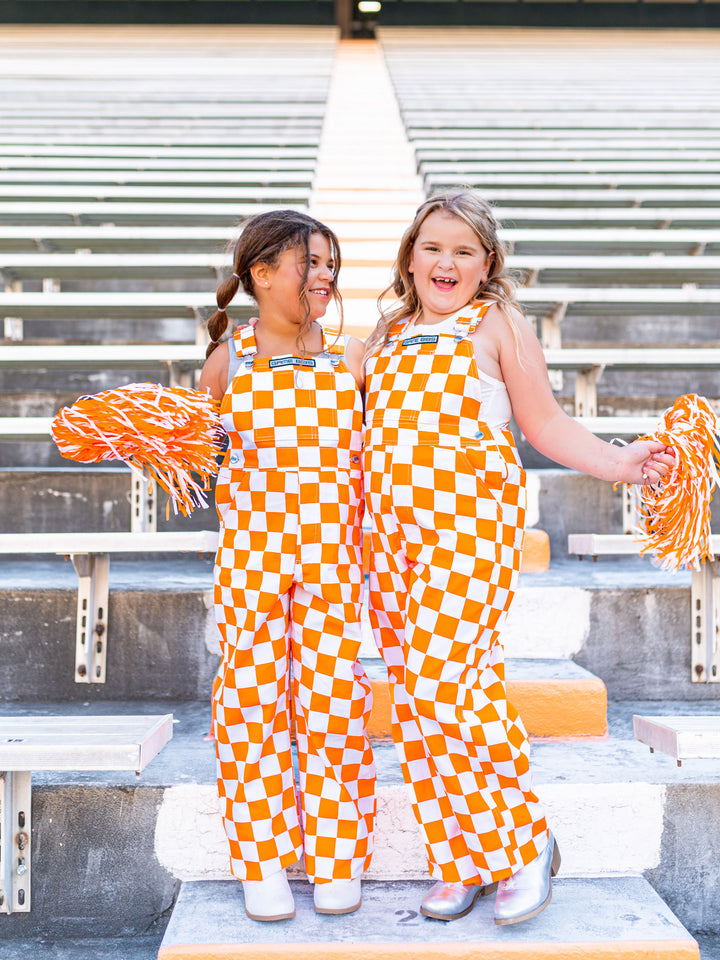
top-left (365, 190), bottom-right (521, 357)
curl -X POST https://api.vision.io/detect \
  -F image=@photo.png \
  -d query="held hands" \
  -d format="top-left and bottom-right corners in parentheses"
top-left (615, 440), bottom-right (675, 486)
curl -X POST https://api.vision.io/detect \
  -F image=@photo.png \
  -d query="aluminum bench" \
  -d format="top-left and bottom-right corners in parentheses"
top-left (0, 713), bottom-right (173, 914)
top-left (0, 201), bottom-right (306, 226)
top-left (0, 531), bottom-right (218, 685)
top-left (568, 534), bottom-right (720, 685)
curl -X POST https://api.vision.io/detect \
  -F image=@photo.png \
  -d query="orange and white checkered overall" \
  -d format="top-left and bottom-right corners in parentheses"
top-left (212, 323), bottom-right (375, 884)
top-left (364, 300), bottom-right (549, 886)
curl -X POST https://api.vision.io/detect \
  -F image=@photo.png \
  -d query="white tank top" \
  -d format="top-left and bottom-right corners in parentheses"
top-left (402, 315), bottom-right (513, 430)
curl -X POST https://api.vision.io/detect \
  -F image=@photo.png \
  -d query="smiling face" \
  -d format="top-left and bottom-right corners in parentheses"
top-left (408, 210), bottom-right (494, 324)
top-left (262, 231), bottom-right (336, 326)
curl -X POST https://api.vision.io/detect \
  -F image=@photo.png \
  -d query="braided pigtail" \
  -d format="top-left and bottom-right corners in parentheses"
top-left (205, 271), bottom-right (241, 358)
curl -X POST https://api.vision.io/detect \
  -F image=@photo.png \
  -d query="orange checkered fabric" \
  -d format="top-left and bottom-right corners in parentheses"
top-left (213, 323), bottom-right (375, 883)
top-left (364, 300), bottom-right (549, 885)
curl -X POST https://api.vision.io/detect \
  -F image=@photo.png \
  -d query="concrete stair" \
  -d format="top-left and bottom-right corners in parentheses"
top-left (1, 697), bottom-right (718, 953)
top-left (0, 550), bottom-right (605, 737)
top-left (0, 552), bottom-right (711, 704)
top-left (158, 878), bottom-right (699, 960)
top-left (2, 24), bottom-right (719, 960)
top-left (0, 463), bottom-right (717, 556)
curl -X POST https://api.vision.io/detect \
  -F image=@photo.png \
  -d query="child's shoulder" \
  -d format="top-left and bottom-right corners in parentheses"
top-left (345, 336), bottom-right (365, 360)
top-left (479, 300), bottom-right (531, 334)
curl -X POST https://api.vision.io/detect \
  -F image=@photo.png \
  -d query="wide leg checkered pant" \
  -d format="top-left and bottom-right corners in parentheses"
top-left (365, 443), bottom-right (548, 885)
top-left (213, 465), bottom-right (375, 882)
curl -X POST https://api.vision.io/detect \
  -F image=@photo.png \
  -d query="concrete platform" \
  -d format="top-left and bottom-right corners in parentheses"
top-left (0, 556), bottom-right (716, 703)
top-left (0, 936), bottom-right (163, 960)
top-left (366, 657), bottom-right (608, 740)
top-left (0, 465), bottom-right (716, 556)
top-left (5, 934), bottom-right (720, 960)
top-left (1, 698), bottom-right (720, 940)
top-left (158, 878), bottom-right (699, 960)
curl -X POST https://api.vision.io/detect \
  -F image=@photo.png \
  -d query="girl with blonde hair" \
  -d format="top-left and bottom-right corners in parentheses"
top-left (363, 189), bottom-right (673, 925)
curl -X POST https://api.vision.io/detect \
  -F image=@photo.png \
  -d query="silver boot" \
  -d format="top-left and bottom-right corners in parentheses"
top-left (493, 832), bottom-right (561, 926)
top-left (420, 880), bottom-right (498, 921)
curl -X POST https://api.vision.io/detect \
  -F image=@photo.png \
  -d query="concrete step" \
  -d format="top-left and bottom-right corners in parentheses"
top-left (4, 388), bottom-right (713, 469)
top-left (366, 657), bottom-right (607, 740)
top-left (0, 936), bottom-right (162, 960)
top-left (158, 877), bottom-right (699, 960)
top-left (330, 298), bottom-right (720, 346)
top-left (0, 467), bottom-right (220, 534)
top-left (3, 934), bottom-right (714, 960)
top-left (0, 546), bottom-right (603, 734)
top-left (4, 466), bottom-right (719, 559)
top-left (1, 698), bottom-right (719, 941)
top-left (0, 556), bottom-right (717, 703)
top-left (1, 366), bottom-right (714, 425)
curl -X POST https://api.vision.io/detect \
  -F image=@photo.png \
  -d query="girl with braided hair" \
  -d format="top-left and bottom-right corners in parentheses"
top-left (200, 209), bottom-right (374, 922)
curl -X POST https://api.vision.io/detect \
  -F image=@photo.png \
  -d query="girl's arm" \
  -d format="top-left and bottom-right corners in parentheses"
top-left (344, 336), bottom-right (366, 392)
top-left (197, 342), bottom-right (230, 404)
top-left (489, 305), bottom-right (672, 485)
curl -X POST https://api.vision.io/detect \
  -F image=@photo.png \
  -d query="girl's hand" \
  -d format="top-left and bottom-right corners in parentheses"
top-left (616, 440), bottom-right (676, 486)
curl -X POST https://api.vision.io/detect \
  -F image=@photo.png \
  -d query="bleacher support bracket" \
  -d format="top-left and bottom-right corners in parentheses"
top-left (0, 770), bottom-right (32, 914)
top-left (130, 469), bottom-right (157, 534)
top-left (691, 559), bottom-right (720, 683)
top-left (72, 553), bottom-right (109, 684)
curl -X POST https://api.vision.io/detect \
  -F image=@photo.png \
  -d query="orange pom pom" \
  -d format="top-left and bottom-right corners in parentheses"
top-left (634, 394), bottom-right (720, 571)
top-left (51, 383), bottom-right (224, 517)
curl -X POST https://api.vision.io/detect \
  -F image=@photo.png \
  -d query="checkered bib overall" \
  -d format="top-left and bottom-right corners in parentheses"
top-left (364, 301), bottom-right (548, 885)
top-left (212, 323), bottom-right (375, 883)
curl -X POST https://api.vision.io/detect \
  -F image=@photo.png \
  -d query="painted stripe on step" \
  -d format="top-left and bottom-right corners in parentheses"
top-left (367, 677), bottom-right (607, 740)
top-left (154, 783), bottom-right (665, 882)
top-left (158, 939), bottom-right (699, 960)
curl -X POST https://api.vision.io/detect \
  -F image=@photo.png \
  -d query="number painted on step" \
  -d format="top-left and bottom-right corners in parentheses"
top-left (394, 909), bottom-right (419, 925)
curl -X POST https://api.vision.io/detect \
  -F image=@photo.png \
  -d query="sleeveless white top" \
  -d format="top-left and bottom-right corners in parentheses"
top-left (401, 314), bottom-right (512, 429)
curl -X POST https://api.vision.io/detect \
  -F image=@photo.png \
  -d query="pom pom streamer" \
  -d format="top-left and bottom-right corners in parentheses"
top-left (634, 394), bottom-right (720, 571)
top-left (52, 382), bottom-right (224, 517)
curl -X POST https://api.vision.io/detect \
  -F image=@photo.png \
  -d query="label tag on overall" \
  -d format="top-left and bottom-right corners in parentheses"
top-left (269, 357), bottom-right (317, 369)
top-left (402, 335), bottom-right (439, 347)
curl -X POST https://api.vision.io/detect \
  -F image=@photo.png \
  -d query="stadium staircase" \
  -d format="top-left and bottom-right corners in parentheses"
top-left (0, 23), bottom-right (719, 960)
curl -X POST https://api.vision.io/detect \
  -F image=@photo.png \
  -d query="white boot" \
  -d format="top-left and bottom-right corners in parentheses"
top-left (313, 877), bottom-right (362, 915)
top-left (242, 869), bottom-right (295, 922)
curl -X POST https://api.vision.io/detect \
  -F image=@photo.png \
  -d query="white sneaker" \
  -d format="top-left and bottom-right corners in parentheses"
top-left (313, 877), bottom-right (362, 915)
top-left (242, 869), bottom-right (295, 921)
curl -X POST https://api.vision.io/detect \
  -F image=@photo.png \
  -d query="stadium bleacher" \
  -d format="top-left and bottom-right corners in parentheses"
top-left (1, 23), bottom-right (719, 960)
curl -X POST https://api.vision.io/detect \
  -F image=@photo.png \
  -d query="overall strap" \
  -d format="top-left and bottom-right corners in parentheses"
top-left (234, 321), bottom-right (258, 366)
top-left (322, 325), bottom-right (345, 365)
top-left (453, 300), bottom-right (493, 338)
top-left (226, 329), bottom-right (241, 382)
top-left (389, 316), bottom-right (415, 342)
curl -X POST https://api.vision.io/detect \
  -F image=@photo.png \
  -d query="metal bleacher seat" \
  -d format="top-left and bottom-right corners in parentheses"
top-left (2, 23), bottom-right (720, 954)
top-left (0, 29), bottom-right (334, 704)
top-left (0, 27), bottom-right (338, 918)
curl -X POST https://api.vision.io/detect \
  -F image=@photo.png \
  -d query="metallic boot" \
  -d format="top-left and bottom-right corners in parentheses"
top-left (314, 877), bottom-right (362, 915)
top-left (242, 869), bottom-right (296, 922)
top-left (420, 880), bottom-right (498, 921)
top-left (493, 832), bottom-right (561, 926)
